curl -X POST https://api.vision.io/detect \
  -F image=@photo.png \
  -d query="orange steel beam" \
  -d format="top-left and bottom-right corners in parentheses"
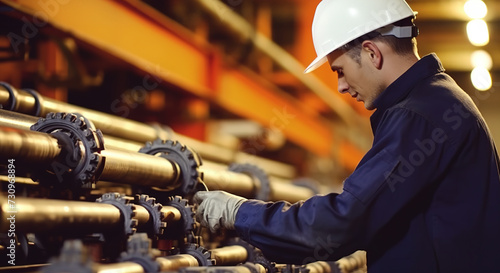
top-left (217, 68), bottom-right (333, 156)
top-left (1, 0), bottom-right (334, 156)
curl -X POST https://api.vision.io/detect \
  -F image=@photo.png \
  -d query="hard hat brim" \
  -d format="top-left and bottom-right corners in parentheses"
top-left (304, 55), bottom-right (327, 74)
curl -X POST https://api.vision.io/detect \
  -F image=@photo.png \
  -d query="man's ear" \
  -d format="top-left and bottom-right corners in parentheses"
top-left (361, 40), bottom-right (383, 69)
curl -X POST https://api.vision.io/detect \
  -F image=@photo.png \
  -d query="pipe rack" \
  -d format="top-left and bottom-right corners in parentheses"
top-left (0, 195), bottom-right (181, 234)
top-left (0, 107), bottom-right (316, 201)
top-left (0, 86), bottom-right (295, 179)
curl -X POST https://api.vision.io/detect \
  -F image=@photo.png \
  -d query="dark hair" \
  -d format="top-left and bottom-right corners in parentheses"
top-left (339, 17), bottom-right (418, 64)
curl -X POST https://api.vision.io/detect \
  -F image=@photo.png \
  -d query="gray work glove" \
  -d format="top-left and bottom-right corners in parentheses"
top-left (193, 191), bottom-right (247, 233)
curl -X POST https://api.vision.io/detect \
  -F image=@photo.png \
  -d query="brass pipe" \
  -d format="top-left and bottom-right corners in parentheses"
top-left (160, 206), bottom-right (183, 223)
top-left (0, 128), bottom-right (182, 190)
top-left (180, 264), bottom-right (266, 273)
top-left (201, 165), bottom-right (314, 202)
top-left (0, 87), bottom-right (159, 144)
top-left (0, 109), bottom-right (38, 131)
top-left (99, 149), bottom-right (179, 189)
top-left (134, 205), bottom-right (152, 226)
top-left (209, 245), bottom-right (248, 266)
top-left (270, 181), bottom-right (315, 203)
top-left (0, 196), bottom-right (182, 234)
top-left (0, 110), bottom-right (297, 197)
top-left (335, 251), bottom-right (367, 273)
top-left (0, 127), bottom-right (61, 163)
top-left (0, 196), bottom-right (122, 233)
top-left (0, 87), bottom-right (295, 179)
top-left (0, 110), bottom-right (313, 202)
top-left (96, 262), bottom-right (145, 273)
top-left (157, 254), bottom-right (199, 271)
top-left (201, 167), bottom-right (255, 198)
top-left (306, 261), bottom-right (338, 273)
top-left (0, 126), bottom-right (312, 202)
top-left (92, 254), bottom-right (200, 273)
top-left (0, 129), bottom-right (312, 202)
top-left (202, 161), bottom-right (314, 202)
top-left (134, 203), bottom-right (182, 226)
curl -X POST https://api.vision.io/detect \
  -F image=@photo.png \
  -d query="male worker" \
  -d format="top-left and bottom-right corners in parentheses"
top-left (194, 0), bottom-right (500, 272)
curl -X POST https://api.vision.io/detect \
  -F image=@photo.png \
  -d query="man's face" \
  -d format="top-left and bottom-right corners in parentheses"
top-left (327, 49), bottom-right (385, 110)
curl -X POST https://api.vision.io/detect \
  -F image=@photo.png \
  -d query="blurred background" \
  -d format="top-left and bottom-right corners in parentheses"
top-left (0, 0), bottom-right (498, 189)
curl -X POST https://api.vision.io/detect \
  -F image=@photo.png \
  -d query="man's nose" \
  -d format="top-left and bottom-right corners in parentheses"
top-left (338, 77), bottom-right (349, 94)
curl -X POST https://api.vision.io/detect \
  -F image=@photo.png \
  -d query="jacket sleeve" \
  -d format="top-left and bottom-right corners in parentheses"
top-left (234, 108), bottom-right (457, 264)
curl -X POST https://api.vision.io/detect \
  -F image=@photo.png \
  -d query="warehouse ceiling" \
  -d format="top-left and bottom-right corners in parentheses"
top-left (408, 0), bottom-right (499, 71)
top-left (406, 0), bottom-right (499, 144)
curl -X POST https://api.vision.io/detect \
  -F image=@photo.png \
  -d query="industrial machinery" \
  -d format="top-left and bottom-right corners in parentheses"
top-left (0, 83), bottom-right (367, 273)
top-left (0, 0), bottom-right (369, 272)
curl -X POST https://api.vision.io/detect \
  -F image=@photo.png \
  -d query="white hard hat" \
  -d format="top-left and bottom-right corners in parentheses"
top-left (304, 0), bottom-right (417, 73)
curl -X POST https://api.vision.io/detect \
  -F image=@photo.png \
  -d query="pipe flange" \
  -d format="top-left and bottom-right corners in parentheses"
top-left (30, 112), bottom-right (105, 188)
top-left (119, 233), bottom-right (160, 273)
top-left (228, 163), bottom-right (270, 201)
top-left (0, 82), bottom-right (18, 111)
top-left (163, 196), bottom-right (196, 241)
top-left (139, 139), bottom-right (203, 196)
top-left (181, 244), bottom-right (214, 266)
top-left (135, 194), bottom-right (167, 237)
top-left (22, 88), bottom-right (43, 116)
top-left (96, 192), bottom-right (138, 236)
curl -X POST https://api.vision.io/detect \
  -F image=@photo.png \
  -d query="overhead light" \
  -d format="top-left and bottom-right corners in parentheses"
top-left (470, 67), bottom-right (492, 91)
top-left (471, 50), bottom-right (493, 70)
top-left (464, 0), bottom-right (488, 19)
top-left (467, 19), bottom-right (489, 46)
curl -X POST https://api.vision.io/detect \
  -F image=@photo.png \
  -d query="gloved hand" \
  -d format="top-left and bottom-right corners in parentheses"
top-left (193, 191), bottom-right (247, 233)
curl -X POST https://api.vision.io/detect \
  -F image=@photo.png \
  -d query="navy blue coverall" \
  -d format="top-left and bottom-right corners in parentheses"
top-left (234, 54), bottom-right (500, 272)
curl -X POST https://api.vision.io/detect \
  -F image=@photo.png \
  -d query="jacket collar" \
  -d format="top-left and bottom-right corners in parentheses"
top-left (370, 53), bottom-right (445, 129)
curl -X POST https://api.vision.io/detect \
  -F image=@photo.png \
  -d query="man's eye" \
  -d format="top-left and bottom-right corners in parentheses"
top-left (337, 69), bottom-right (344, 76)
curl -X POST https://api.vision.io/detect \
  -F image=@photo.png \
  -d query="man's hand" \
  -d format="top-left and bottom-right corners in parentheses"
top-left (193, 191), bottom-right (247, 233)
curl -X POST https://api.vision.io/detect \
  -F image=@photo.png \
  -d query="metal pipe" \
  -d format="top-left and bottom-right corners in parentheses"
top-left (0, 196), bottom-right (122, 233)
top-left (0, 109), bottom-right (38, 131)
top-left (0, 87), bottom-right (295, 179)
top-left (99, 149), bottom-right (180, 189)
top-left (209, 245), bottom-right (248, 265)
top-left (335, 251), bottom-right (366, 273)
top-left (134, 202), bottom-right (182, 226)
top-left (0, 196), bottom-right (182, 234)
top-left (0, 87), bottom-right (159, 144)
top-left (0, 110), bottom-right (294, 188)
top-left (0, 263), bottom-right (48, 272)
top-left (180, 265), bottom-right (261, 273)
top-left (0, 128), bottom-right (182, 190)
top-left (157, 254), bottom-right (199, 271)
top-left (201, 165), bottom-right (314, 202)
top-left (0, 128), bottom-right (313, 202)
top-left (201, 167), bottom-right (255, 198)
top-left (0, 127), bottom-right (61, 164)
top-left (269, 181), bottom-right (315, 202)
top-left (96, 262), bottom-right (145, 273)
top-left (306, 261), bottom-right (338, 273)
